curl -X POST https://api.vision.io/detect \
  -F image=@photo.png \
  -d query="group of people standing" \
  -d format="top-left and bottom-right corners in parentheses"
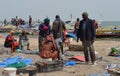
top-left (4, 12), bottom-right (98, 65)
top-left (38, 15), bottom-right (66, 61)
top-left (38, 13), bottom-right (98, 64)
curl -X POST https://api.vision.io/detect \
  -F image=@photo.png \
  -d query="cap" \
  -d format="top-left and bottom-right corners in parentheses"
top-left (44, 18), bottom-right (50, 23)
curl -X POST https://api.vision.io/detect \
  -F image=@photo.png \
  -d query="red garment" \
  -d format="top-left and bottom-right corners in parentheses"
top-left (43, 25), bottom-right (48, 31)
top-left (12, 41), bottom-right (19, 53)
top-left (63, 30), bottom-right (67, 40)
top-left (94, 22), bottom-right (98, 29)
top-left (5, 34), bottom-right (18, 53)
top-left (5, 35), bottom-right (14, 42)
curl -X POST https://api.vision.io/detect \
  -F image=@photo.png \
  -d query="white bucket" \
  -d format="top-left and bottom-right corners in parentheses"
top-left (3, 68), bottom-right (17, 76)
top-left (69, 38), bottom-right (73, 42)
top-left (41, 58), bottom-right (52, 62)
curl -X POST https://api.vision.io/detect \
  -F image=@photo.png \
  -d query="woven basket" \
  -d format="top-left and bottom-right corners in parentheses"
top-left (108, 68), bottom-right (120, 76)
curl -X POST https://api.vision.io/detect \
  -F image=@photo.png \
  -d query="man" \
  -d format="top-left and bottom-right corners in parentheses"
top-left (52, 15), bottom-right (66, 40)
top-left (74, 18), bottom-right (80, 42)
top-left (77, 12), bottom-right (96, 65)
top-left (52, 15), bottom-right (66, 54)
top-left (4, 30), bottom-right (19, 53)
top-left (19, 29), bottom-right (30, 50)
top-left (93, 19), bottom-right (98, 32)
top-left (15, 16), bottom-right (19, 28)
top-left (38, 18), bottom-right (51, 52)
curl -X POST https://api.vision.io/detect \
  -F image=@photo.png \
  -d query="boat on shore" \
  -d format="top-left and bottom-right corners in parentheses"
top-left (96, 26), bottom-right (120, 37)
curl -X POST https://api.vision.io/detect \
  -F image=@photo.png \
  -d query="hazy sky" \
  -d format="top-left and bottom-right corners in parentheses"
top-left (0, 0), bottom-right (120, 21)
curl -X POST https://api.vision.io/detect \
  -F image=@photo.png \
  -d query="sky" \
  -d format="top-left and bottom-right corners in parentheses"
top-left (0, 0), bottom-right (120, 21)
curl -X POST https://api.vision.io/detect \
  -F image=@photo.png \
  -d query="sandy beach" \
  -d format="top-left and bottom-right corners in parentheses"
top-left (0, 36), bottom-right (120, 76)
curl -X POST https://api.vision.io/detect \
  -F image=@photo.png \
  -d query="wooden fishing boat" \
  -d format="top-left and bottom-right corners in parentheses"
top-left (96, 28), bottom-right (120, 37)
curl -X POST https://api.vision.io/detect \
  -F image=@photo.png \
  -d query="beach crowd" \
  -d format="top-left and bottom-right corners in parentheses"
top-left (3, 12), bottom-right (99, 65)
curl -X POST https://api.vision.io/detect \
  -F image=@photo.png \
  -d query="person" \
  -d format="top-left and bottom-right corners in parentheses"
top-left (55, 33), bottom-right (63, 61)
top-left (38, 18), bottom-right (51, 52)
top-left (52, 15), bottom-right (66, 40)
top-left (40, 34), bottom-right (58, 61)
top-left (74, 18), bottom-right (80, 42)
top-left (77, 12), bottom-right (96, 65)
top-left (19, 29), bottom-right (30, 50)
top-left (93, 19), bottom-right (98, 32)
top-left (15, 16), bottom-right (19, 28)
top-left (29, 15), bottom-right (32, 27)
top-left (52, 15), bottom-right (66, 54)
top-left (4, 19), bottom-right (7, 25)
top-left (4, 30), bottom-right (19, 53)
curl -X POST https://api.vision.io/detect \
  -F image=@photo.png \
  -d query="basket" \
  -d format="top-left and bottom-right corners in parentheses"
top-left (35, 61), bottom-right (64, 72)
top-left (16, 67), bottom-right (27, 74)
top-left (108, 68), bottom-right (120, 76)
top-left (68, 44), bottom-right (84, 51)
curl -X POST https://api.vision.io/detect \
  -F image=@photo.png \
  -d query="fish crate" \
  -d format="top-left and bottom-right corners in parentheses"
top-left (35, 61), bottom-right (64, 72)
top-left (16, 67), bottom-right (27, 74)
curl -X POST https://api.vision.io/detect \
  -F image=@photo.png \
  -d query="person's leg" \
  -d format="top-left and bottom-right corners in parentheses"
top-left (58, 48), bottom-right (63, 60)
top-left (82, 41), bottom-right (89, 63)
top-left (21, 45), bottom-right (23, 50)
top-left (88, 41), bottom-right (96, 64)
top-left (60, 42), bottom-right (64, 55)
top-left (27, 42), bottom-right (30, 50)
top-left (38, 36), bottom-right (43, 53)
top-left (20, 40), bottom-right (24, 50)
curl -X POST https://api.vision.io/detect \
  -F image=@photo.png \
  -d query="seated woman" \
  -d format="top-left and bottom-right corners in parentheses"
top-left (4, 30), bottom-right (19, 53)
top-left (19, 29), bottom-right (30, 50)
top-left (39, 34), bottom-right (58, 61)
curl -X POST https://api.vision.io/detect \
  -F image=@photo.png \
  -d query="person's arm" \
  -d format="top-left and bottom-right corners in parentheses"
top-left (19, 35), bottom-right (21, 43)
top-left (39, 24), bottom-right (44, 31)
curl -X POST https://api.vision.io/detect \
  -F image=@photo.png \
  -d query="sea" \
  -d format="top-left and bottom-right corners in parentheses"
top-left (99, 21), bottom-right (120, 27)
top-left (0, 21), bottom-right (120, 37)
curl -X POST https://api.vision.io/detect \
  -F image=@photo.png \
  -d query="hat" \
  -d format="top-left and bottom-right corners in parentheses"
top-left (44, 18), bottom-right (50, 23)
top-left (82, 12), bottom-right (88, 17)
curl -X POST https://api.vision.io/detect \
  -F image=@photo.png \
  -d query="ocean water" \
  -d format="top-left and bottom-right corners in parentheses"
top-left (99, 21), bottom-right (120, 27)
